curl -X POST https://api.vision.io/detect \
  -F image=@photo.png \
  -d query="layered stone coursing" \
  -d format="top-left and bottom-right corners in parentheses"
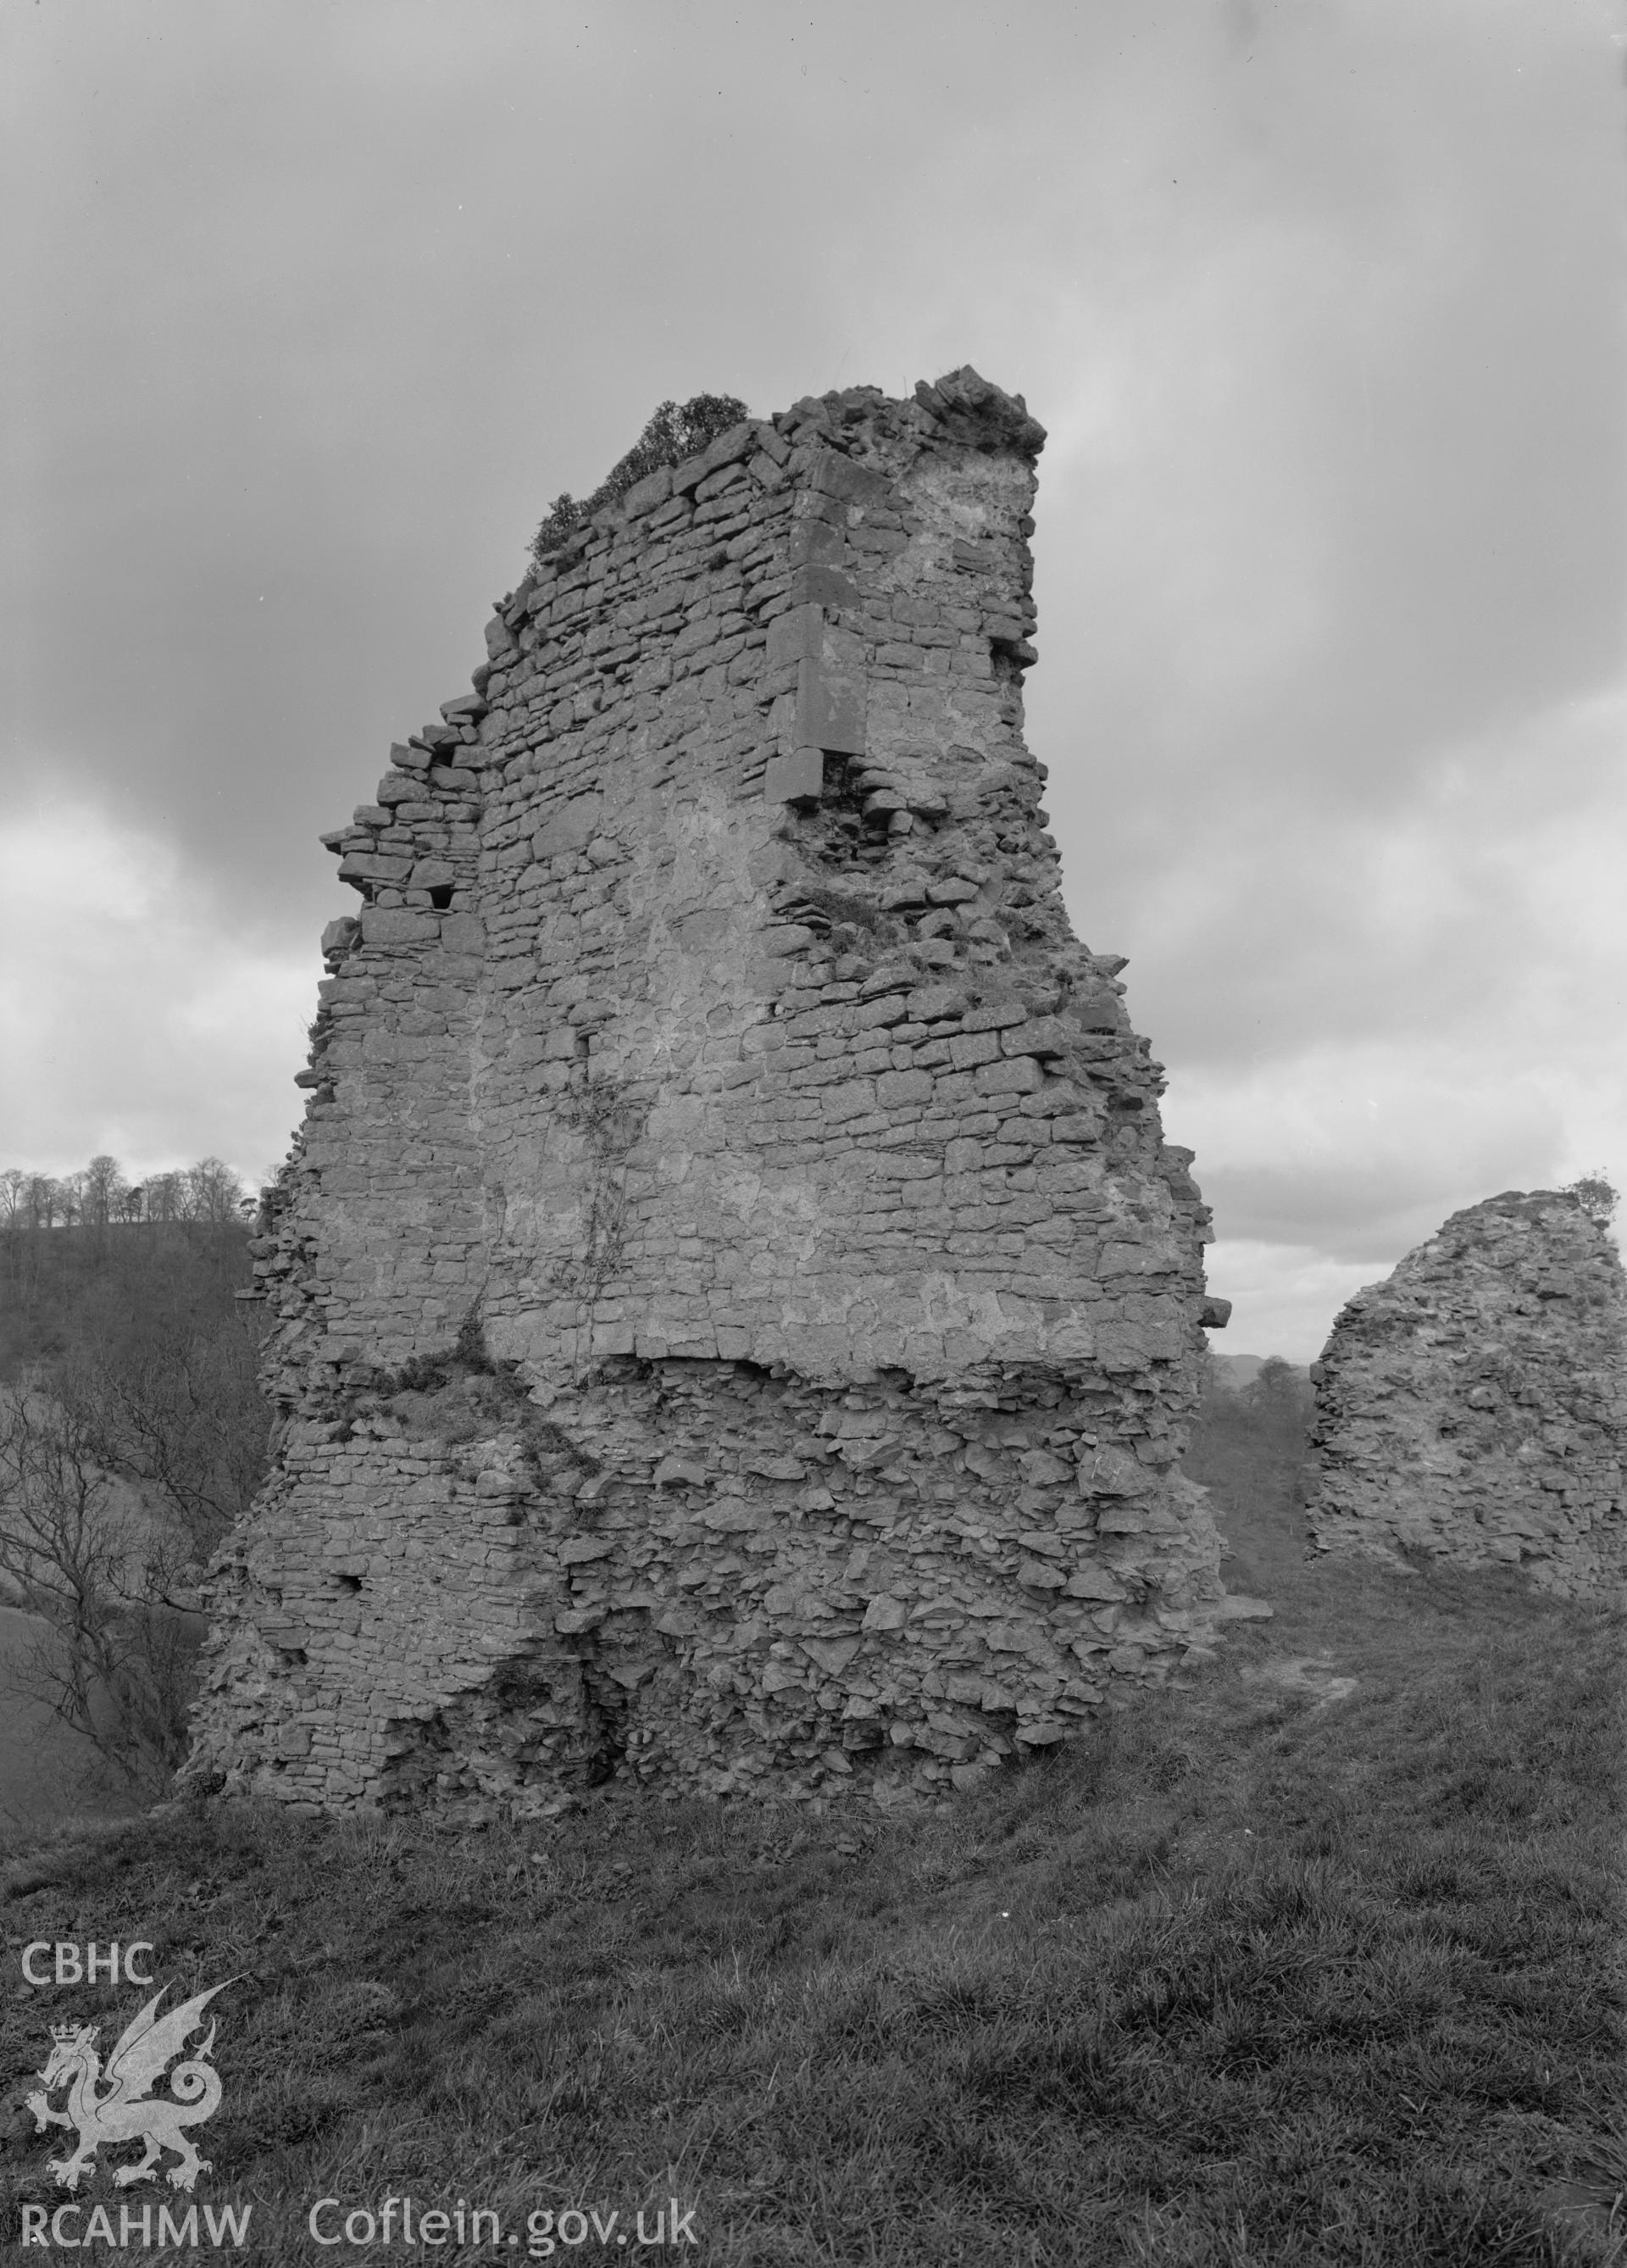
top-left (189, 370), bottom-right (1236, 1819)
top-left (1307, 1190), bottom-right (1627, 1598)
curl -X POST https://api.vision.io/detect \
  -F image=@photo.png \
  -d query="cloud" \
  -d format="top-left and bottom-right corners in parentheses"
top-left (1202, 1241), bottom-right (1385, 1368)
top-left (1176, 1048), bottom-right (1569, 1254)
top-left (1126, 680), bottom-right (1627, 1059)
top-left (2, 0), bottom-right (1618, 1366)
top-left (1141, 683), bottom-right (1627, 1351)
top-left (0, 794), bottom-right (316, 1187)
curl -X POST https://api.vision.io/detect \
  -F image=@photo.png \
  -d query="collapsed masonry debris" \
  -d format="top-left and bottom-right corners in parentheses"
top-left (186, 369), bottom-right (1238, 1819)
top-left (1307, 1190), bottom-right (1627, 1598)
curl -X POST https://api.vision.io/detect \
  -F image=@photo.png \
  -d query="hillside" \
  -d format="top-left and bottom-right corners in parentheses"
top-left (0, 1390), bottom-right (1620, 2264)
top-left (0, 1178), bottom-right (267, 1810)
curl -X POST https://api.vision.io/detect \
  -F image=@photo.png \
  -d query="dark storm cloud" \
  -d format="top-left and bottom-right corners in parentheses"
top-left (3, 0), bottom-right (1619, 1351)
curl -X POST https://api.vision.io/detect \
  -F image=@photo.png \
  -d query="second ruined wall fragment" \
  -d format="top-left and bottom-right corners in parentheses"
top-left (1307, 1189), bottom-right (1626, 1598)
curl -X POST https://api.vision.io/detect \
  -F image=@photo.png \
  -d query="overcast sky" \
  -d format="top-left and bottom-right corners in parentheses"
top-left (3, 0), bottom-right (1621, 1358)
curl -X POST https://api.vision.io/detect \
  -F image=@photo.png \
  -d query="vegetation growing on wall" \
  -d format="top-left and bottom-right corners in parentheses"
top-left (546, 1074), bottom-right (653, 1376)
top-left (529, 393), bottom-right (749, 568)
top-left (1563, 1170), bottom-right (1619, 1226)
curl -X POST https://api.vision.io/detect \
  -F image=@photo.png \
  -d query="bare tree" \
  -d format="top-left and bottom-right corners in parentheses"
top-left (0, 1375), bottom-right (199, 1791)
top-left (0, 1155), bottom-right (269, 1790)
top-left (182, 1158), bottom-right (246, 1227)
top-left (92, 1322), bottom-right (268, 1559)
top-left (26, 1176), bottom-right (62, 1231)
top-left (143, 1172), bottom-right (181, 1225)
top-left (81, 1153), bottom-right (126, 1233)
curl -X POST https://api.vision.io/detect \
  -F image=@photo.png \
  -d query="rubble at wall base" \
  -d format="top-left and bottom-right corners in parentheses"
top-left (191, 1349), bottom-right (1226, 1820)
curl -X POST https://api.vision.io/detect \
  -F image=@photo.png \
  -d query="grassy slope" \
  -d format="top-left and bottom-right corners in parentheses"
top-left (0, 1419), bottom-right (1621, 2264)
top-left (0, 1608), bottom-right (136, 1838)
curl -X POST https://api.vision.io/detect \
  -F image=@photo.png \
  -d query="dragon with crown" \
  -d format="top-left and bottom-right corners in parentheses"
top-left (26, 1982), bottom-right (230, 2192)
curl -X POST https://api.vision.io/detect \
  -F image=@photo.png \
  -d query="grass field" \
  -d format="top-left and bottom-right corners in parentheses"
top-left (0, 1406), bottom-right (1620, 2264)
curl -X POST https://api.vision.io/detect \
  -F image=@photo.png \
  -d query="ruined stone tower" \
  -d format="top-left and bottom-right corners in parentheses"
top-left (190, 370), bottom-right (1236, 1818)
top-left (1307, 1189), bottom-right (1626, 1598)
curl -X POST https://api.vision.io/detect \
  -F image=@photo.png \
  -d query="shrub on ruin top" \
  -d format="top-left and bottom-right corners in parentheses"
top-left (529, 393), bottom-right (750, 570)
top-left (1562, 1171), bottom-right (1619, 1226)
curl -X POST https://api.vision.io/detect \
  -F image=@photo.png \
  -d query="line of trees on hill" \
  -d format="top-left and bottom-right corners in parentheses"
top-left (0, 1154), bottom-right (271, 1800)
top-left (2, 1153), bottom-right (251, 1234)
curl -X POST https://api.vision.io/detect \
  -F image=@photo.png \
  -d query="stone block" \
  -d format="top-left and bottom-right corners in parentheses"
top-left (531, 792), bottom-right (604, 860)
top-left (1018, 1449), bottom-right (1073, 1487)
top-left (559, 1536), bottom-right (616, 1565)
top-left (652, 1454), bottom-right (708, 1487)
top-left (768, 604), bottom-right (821, 669)
top-left (1094, 1505), bottom-right (1152, 1534)
top-left (338, 852), bottom-right (410, 886)
top-left (690, 419), bottom-right (758, 486)
top-left (1079, 1445), bottom-right (1152, 1497)
top-left (359, 909), bottom-right (439, 949)
top-left (1062, 1567), bottom-right (1128, 1602)
top-left (796, 630), bottom-right (868, 759)
top-left (623, 465), bottom-right (673, 518)
top-left (764, 746), bottom-right (824, 803)
top-left (744, 1451), bottom-right (807, 1480)
top-left (802, 1637), bottom-right (862, 1675)
top-left (948, 1031), bottom-right (1001, 1071)
top-left (439, 912), bottom-right (486, 957)
top-left (975, 1055), bottom-right (1045, 1097)
top-left (791, 563), bottom-right (858, 608)
top-left (789, 517), bottom-right (845, 570)
top-left (962, 998), bottom-right (1029, 1033)
top-left (1003, 1017), bottom-right (1071, 1059)
top-left (811, 452), bottom-right (895, 506)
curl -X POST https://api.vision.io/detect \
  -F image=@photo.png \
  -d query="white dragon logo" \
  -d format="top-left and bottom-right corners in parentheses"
top-left (26, 1981), bottom-right (232, 2193)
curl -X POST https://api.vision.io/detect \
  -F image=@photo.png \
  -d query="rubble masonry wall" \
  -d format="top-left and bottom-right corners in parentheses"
top-left (187, 370), bottom-right (1235, 1818)
top-left (1307, 1190), bottom-right (1626, 1598)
